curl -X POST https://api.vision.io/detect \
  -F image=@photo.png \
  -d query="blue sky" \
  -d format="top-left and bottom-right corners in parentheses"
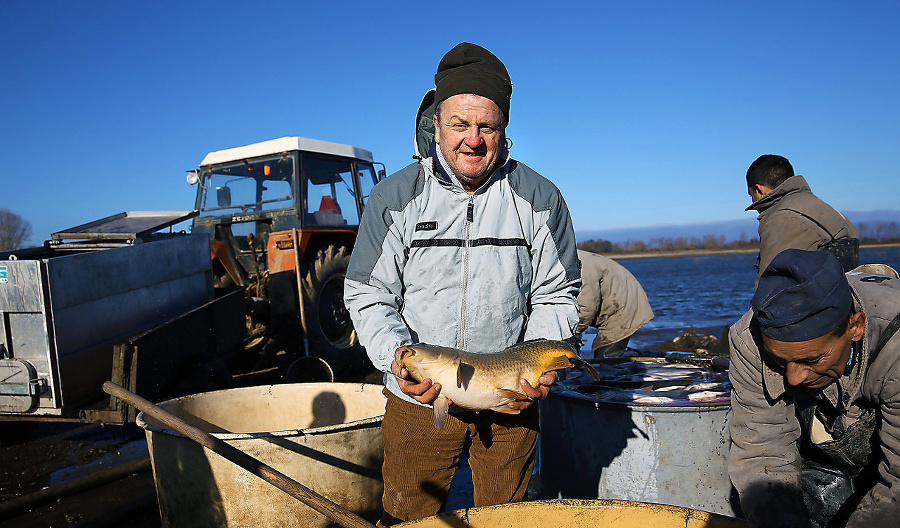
top-left (2, 1), bottom-right (898, 246)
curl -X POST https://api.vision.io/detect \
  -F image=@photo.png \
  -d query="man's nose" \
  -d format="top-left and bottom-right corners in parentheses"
top-left (785, 363), bottom-right (808, 386)
top-left (465, 128), bottom-right (483, 146)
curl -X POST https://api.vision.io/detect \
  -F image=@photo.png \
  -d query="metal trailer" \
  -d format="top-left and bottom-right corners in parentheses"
top-left (0, 212), bottom-right (214, 419)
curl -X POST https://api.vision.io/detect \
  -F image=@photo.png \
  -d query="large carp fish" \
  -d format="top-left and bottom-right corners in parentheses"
top-left (397, 339), bottom-right (600, 430)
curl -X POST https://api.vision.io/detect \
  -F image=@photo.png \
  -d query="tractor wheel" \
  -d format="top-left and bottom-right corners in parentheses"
top-left (300, 245), bottom-right (360, 371)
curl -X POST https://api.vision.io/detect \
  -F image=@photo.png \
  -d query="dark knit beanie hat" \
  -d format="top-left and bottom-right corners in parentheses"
top-left (751, 249), bottom-right (853, 342)
top-left (434, 42), bottom-right (512, 121)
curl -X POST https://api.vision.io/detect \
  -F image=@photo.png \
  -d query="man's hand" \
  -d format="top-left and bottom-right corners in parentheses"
top-left (391, 348), bottom-right (447, 406)
top-left (508, 371), bottom-right (558, 411)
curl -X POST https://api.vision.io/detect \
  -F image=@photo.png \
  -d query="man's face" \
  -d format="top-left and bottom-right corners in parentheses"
top-left (762, 312), bottom-right (865, 389)
top-left (433, 93), bottom-right (506, 193)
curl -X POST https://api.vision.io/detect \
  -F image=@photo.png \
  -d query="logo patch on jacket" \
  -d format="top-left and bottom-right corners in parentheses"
top-left (415, 221), bottom-right (437, 232)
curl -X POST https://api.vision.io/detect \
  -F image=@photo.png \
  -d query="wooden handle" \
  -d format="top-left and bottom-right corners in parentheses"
top-left (103, 381), bottom-right (376, 528)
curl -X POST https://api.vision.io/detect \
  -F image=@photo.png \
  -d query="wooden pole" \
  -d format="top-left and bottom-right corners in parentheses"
top-left (102, 381), bottom-right (376, 528)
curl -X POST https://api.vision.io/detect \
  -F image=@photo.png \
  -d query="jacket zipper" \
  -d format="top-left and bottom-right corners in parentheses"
top-left (459, 196), bottom-right (474, 348)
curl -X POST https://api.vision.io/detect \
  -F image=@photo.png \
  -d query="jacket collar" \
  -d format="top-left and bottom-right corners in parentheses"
top-left (746, 175), bottom-right (812, 213)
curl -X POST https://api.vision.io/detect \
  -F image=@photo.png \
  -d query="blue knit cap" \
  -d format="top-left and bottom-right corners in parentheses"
top-left (751, 249), bottom-right (853, 342)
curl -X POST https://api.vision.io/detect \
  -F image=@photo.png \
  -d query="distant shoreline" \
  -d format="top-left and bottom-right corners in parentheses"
top-left (600, 242), bottom-right (900, 261)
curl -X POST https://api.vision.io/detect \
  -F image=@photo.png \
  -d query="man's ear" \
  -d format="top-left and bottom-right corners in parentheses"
top-left (849, 312), bottom-right (866, 342)
top-left (754, 183), bottom-right (767, 197)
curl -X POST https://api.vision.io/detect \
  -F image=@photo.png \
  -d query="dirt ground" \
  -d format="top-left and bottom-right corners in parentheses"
top-left (0, 422), bottom-right (161, 528)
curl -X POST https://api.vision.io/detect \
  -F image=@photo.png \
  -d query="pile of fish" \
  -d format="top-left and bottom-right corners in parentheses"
top-left (555, 353), bottom-right (731, 406)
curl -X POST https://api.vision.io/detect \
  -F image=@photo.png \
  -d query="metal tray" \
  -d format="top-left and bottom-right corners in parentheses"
top-left (51, 211), bottom-right (197, 242)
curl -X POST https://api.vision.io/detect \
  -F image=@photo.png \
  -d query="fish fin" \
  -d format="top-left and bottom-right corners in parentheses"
top-left (457, 360), bottom-right (475, 389)
top-left (497, 388), bottom-right (529, 400)
top-left (494, 389), bottom-right (526, 414)
top-left (545, 355), bottom-right (577, 371)
top-left (433, 395), bottom-right (449, 430)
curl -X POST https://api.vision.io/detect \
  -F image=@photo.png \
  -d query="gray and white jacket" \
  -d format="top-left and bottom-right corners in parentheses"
top-left (344, 92), bottom-right (580, 406)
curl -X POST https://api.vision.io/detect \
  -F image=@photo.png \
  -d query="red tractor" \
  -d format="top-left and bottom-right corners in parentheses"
top-left (188, 136), bottom-right (385, 382)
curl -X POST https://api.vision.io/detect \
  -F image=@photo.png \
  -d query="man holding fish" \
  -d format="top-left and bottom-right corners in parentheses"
top-left (344, 42), bottom-right (581, 526)
top-left (728, 249), bottom-right (900, 527)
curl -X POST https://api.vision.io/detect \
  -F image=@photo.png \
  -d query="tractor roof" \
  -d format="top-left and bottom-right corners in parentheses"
top-left (199, 136), bottom-right (374, 167)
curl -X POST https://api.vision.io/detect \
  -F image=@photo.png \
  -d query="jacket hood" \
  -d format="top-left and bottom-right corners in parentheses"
top-left (414, 89), bottom-right (437, 160)
top-left (746, 175), bottom-right (811, 212)
top-left (413, 88), bottom-right (512, 192)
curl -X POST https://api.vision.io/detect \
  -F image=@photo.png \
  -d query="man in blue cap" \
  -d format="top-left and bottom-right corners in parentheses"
top-left (728, 249), bottom-right (900, 527)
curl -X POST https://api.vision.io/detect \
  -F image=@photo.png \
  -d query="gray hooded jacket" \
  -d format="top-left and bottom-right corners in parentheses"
top-left (344, 90), bottom-right (581, 406)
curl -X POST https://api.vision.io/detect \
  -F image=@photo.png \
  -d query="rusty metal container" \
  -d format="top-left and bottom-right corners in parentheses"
top-left (398, 499), bottom-right (747, 527)
top-left (539, 391), bottom-right (737, 517)
top-left (136, 383), bottom-right (385, 527)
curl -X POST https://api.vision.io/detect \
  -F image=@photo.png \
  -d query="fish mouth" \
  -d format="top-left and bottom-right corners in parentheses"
top-left (397, 346), bottom-right (416, 367)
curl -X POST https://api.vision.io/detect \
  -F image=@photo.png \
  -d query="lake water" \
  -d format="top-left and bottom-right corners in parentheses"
top-left (619, 245), bottom-right (900, 351)
top-left (444, 245), bottom-right (900, 512)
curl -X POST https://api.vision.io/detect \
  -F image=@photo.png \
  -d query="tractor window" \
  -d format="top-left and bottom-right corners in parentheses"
top-left (302, 156), bottom-right (360, 226)
top-left (358, 164), bottom-right (378, 206)
top-left (198, 156), bottom-right (294, 216)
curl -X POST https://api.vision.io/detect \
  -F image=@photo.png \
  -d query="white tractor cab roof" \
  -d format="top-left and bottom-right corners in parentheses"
top-left (199, 136), bottom-right (374, 167)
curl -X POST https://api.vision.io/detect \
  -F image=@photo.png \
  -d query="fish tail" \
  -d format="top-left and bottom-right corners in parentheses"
top-left (541, 351), bottom-right (599, 380)
top-left (552, 340), bottom-right (600, 380)
top-left (569, 355), bottom-right (600, 380)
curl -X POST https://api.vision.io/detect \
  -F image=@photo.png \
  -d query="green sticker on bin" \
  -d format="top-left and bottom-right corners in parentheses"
top-left (0, 265), bottom-right (7, 283)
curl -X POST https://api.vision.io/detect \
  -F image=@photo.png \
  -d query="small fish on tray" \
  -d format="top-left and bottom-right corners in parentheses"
top-left (557, 350), bottom-right (732, 405)
top-left (687, 391), bottom-right (729, 402)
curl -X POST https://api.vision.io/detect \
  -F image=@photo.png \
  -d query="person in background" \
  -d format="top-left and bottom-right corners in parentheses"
top-left (728, 249), bottom-right (900, 527)
top-left (575, 249), bottom-right (653, 358)
top-left (745, 154), bottom-right (858, 287)
top-left (343, 42), bottom-right (580, 526)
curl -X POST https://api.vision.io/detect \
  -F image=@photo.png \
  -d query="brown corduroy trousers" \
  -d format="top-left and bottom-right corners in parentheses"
top-left (378, 389), bottom-right (539, 526)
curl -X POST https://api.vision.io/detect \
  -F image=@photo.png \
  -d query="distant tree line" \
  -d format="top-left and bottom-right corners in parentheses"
top-left (578, 233), bottom-right (760, 255)
top-left (579, 221), bottom-right (900, 256)
top-left (857, 222), bottom-right (900, 244)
